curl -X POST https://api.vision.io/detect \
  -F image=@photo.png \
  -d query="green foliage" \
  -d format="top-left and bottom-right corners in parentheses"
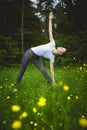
top-left (0, 65), bottom-right (87, 130)
top-left (0, 35), bottom-right (20, 67)
top-left (55, 31), bottom-right (87, 65)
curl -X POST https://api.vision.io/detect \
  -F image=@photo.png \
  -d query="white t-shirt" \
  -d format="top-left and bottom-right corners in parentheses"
top-left (31, 41), bottom-right (56, 62)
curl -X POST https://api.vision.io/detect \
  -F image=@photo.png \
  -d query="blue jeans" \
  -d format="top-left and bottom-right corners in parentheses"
top-left (16, 49), bottom-right (52, 84)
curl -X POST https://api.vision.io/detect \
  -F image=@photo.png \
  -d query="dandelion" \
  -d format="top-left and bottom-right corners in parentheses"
top-left (33, 128), bottom-right (37, 130)
top-left (58, 81), bottom-right (63, 86)
top-left (59, 123), bottom-right (62, 126)
top-left (5, 78), bottom-right (8, 81)
top-left (37, 112), bottom-right (40, 115)
top-left (13, 88), bottom-right (18, 93)
top-left (30, 121), bottom-right (34, 124)
top-left (33, 107), bottom-right (37, 113)
top-left (37, 97), bottom-right (46, 107)
top-left (0, 85), bottom-right (3, 89)
top-left (82, 115), bottom-right (85, 118)
top-left (11, 120), bottom-right (22, 129)
top-left (7, 96), bottom-right (10, 99)
top-left (37, 112), bottom-right (43, 116)
top-left (73, 57), bottom-right (76, 60)
top-left (19, 111), bottom-right (28, 119)
top-left (83, 63), bottom-right (87, 67)
top-left (34, 122), bottom-right (38, 127)
top-left (63, 85), bottom-right (69, 91)
top-left (50, 125), bottom-right (53, 129)
top-left (11, 83), bottom-right (14, 87)
top-left (11, 105), bottom-right (21, 112)
top-left (3, 120), bottom-right (6, 124)
top-left (78, 117), bottom-right (87, 128)
top-left (79, 67), bottom-right (82, 70)
top-left (67, 96), bottom-right (71, 100)
top-left (75, 96), bottom-right (79, 99)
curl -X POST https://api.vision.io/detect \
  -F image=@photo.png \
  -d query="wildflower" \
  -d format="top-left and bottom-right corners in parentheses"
top-left (30, 121), bottom-right (34, 124)
top-left (11, 105), bottom-right (21, 112)
top-left (13, 88), bottom-right (18, 93)
top-left (67, 96), bottom-right (71, 100)
top-left (82, 115), bottom-right (85, 118)
top-left (37, 97), bottom-right (46, 107)
top-left (79, 67), bottom-right (82, 70)
top-left (7, 96), bottom-right (10, 99)
top-left (0, 86), bottom-right (3, 89)
top-left (11, 120), bottom-right (22, 129)
top-left (19, 112), bottom-right (28, 119)
top-left (37, 112), bottom-right (43, 116)
top-left (3, 120), bottom-right (6, 124)
top-left (83, 63), bottom-right (87, 67)
top-left (63, 85), bottom-right (69, 91)
top-left (59, 123), bottom-right (62, 126)
top-left (5, 78), bottom-right (8, 81)
top-left (58, 81), bottom-right (63, 86)
top-left (33, 107), bottom-right (37, 113)
top-left (11, 83), bottom-right (14, 87)
top-left (75, 96), bottom-right (79, 99)
top-left (73, 57), bottom-right (76, 60)
top-left (34, 122), bottom-right (38, 127)
top-left (78, 117), bottom-right (87, 128)
top-left (50, 125), bottom-right (53, 129)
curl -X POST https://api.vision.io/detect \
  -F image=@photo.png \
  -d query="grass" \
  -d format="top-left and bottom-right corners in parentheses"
top-left (0, 64), bottom-right (87, 130)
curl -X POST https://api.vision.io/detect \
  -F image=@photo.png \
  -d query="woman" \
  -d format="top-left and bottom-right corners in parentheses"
top-left (16, 11), bottom-right (66, 85)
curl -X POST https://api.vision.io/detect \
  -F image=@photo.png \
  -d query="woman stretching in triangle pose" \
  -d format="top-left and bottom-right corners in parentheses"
top-left (16, 11), bottom-right (66, 85)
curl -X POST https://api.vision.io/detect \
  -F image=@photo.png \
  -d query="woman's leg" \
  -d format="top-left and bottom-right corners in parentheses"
top-left (32, 58), bottom-right (52, 83)
top-left (16, 50), bottom-right (30, 84)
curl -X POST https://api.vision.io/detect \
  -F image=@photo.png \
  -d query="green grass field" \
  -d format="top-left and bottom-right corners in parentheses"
top-left (0, 64), bottom-right (87, 130)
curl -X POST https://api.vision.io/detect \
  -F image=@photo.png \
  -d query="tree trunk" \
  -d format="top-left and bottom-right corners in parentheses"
top-left (21, 0), bottom-right (24, 55)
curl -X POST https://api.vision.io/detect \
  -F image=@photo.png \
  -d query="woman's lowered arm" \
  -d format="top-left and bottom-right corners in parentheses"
top-left (50, 62), bottom-right (55, 84)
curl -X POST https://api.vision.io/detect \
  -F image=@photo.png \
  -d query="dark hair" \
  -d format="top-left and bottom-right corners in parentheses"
top-left (61, 51), bottom-right (67, 57)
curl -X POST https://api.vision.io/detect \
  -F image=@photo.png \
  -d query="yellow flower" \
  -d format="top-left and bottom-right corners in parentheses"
top-left (58, 81), bottom-right (63, 86)
top-left (59, 123), bottom-right (63, 126)
top-left (30, 121), bottom-right (34, 124)
top-left (75, 96), bottom-right (79, 99)
top-left (33, 107), bottom-right (37, 113)
top-left (73, 57), bottom-right (76, 60)
top-left (82, 115), bottom-right (85, 118)
top-left (0, 86), bottom-right (3, 89)
top-left (63, 85), bottom-right (69, 91)
top-left (19, 111), bottom-right (28, 119)
top-left (67, 96), bottom-right (71, 100)
top-left (11, 120), bottom-right (22, 129)
top-left (5, 78), bottom-right (8, 81)
top-left (11, 83), bottom-right (14, 87)
top-left (37, 97), bottom-right (46, 107)
top-left (34, 122), bottom-right (38, 127)
top-left (78, 117), bottom-right (87, 128)
top-left (37, 112), bottom-right (43, 116)
top-left (11, 105), bottom-right (21, 112)
top-left (80, 67), bottom-right (82, 70)
top-left (42, 127), bottom-right (45, 130)
top-left (7, 96), bottom-right (10, 99)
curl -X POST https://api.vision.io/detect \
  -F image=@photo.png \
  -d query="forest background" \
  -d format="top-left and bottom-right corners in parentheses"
top-left (0, 0), bottom-right (87, 67)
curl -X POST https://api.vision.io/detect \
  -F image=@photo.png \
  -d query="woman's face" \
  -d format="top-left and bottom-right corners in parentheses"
top-left (57, 47), bottom-right (66, 55)
top-left (53, 47), bottom-right (66, 55)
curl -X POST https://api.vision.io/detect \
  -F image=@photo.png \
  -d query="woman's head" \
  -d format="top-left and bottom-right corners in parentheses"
top-left (57, 47), bottom-right (66, 55)
top-left (52, 47), bottom-right (67, 55)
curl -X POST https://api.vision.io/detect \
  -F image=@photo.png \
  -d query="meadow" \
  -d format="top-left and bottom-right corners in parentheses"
top-left (0, 64), bottom-right (87, 130)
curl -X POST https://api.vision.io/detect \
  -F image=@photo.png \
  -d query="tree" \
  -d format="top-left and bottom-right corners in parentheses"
top-left (21, 0), bottom-right (24, 54)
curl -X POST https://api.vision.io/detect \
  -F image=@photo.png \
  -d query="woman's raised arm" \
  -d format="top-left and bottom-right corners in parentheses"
top-left (49, 11), bottom-right (54, 42)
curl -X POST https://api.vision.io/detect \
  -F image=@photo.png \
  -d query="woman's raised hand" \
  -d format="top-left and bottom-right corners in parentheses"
top-left (49, 11), bottom-right (54, 19)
